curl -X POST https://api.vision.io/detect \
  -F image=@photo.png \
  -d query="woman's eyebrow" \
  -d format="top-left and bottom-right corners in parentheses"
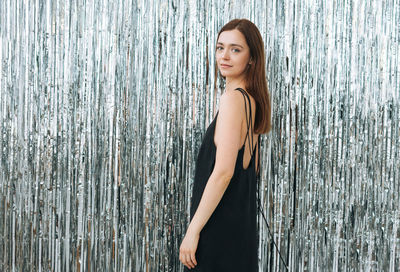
top-left (216, 42), bottom-right (243, 48)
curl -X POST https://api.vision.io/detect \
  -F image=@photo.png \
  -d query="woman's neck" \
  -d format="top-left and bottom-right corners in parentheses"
top-left (224, 76), bottom-right (246, 92)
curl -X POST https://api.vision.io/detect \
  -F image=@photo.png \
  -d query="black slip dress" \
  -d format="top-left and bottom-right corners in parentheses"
top-left (184, 87), bottom-right (260, 272)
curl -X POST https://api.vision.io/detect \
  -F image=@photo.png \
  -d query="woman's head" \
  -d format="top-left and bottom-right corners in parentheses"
top-left (215, 29), bottom-right (252, 79)
top-left (214, 19), bottom-right (272, 134)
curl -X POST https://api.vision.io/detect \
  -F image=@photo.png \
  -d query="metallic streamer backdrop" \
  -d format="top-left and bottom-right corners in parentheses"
top-left (0, 0), bottom-right (399, 271)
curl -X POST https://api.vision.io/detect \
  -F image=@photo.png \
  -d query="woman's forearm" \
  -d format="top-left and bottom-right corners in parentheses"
top-left (187, 171), bottom-right (232, 235)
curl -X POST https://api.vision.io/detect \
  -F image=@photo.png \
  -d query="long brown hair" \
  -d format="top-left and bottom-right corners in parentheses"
top-left (214, 19), bottom-right (272, 134)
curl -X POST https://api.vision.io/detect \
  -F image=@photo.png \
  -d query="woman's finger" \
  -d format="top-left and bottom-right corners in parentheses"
top-left (190, 252), bottom-right (197, 266)
top-left (185, 254), bottom-right (195, 268)
top-left (180, 251), bottom-right (189, 268)
top-left (180, 252), bottom-right (188, 268)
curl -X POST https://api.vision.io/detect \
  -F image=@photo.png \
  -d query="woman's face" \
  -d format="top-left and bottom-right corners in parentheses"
top-left (216, 29), bottom-right (251, 79)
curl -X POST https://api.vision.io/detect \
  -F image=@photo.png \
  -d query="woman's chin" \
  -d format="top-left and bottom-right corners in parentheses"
top-left (220, 71), bottom-right (233, 77)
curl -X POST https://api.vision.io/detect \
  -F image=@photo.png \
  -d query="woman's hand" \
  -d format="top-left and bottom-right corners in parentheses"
top-left (179, 229), bottom-right (199, 269)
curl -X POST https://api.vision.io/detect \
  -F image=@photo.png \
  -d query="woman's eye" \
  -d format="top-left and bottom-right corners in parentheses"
top-left (216, 47), bottom-right (239, 52)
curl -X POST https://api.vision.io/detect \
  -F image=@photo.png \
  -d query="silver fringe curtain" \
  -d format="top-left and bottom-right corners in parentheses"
top-left (0, 0), bottom-right (399, 271)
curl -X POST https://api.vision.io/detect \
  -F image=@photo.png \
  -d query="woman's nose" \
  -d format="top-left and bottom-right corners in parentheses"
top-left (222, 49), bottom-right (229, 59)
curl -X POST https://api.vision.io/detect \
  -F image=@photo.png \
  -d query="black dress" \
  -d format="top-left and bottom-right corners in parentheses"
top-left (184, 88), bottom-right (260, 272)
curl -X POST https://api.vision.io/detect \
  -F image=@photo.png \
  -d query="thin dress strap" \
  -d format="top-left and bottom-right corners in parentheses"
top-left (257, 136), bottom-right (260, 175)
top-left (234, 88), bottom-right (254, 160)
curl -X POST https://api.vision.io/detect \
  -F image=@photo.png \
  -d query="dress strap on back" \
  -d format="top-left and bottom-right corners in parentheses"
top-left (234, 88), bottom-right (255, 159)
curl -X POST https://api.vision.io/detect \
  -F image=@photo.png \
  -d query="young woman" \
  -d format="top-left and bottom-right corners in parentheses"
top-left (180, 18), bottom-right (272, 271)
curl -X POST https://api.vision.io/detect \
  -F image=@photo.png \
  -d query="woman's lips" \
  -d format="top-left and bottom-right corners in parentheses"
top-left (220, 64), bottom-right (232, 68)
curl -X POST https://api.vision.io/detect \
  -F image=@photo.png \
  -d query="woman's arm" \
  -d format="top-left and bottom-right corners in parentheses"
top-left (186, 91), bottom-right (245, 235)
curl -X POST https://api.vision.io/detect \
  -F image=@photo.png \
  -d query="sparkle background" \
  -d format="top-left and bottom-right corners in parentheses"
top-left (0, 0), bottom-right (399, 271)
